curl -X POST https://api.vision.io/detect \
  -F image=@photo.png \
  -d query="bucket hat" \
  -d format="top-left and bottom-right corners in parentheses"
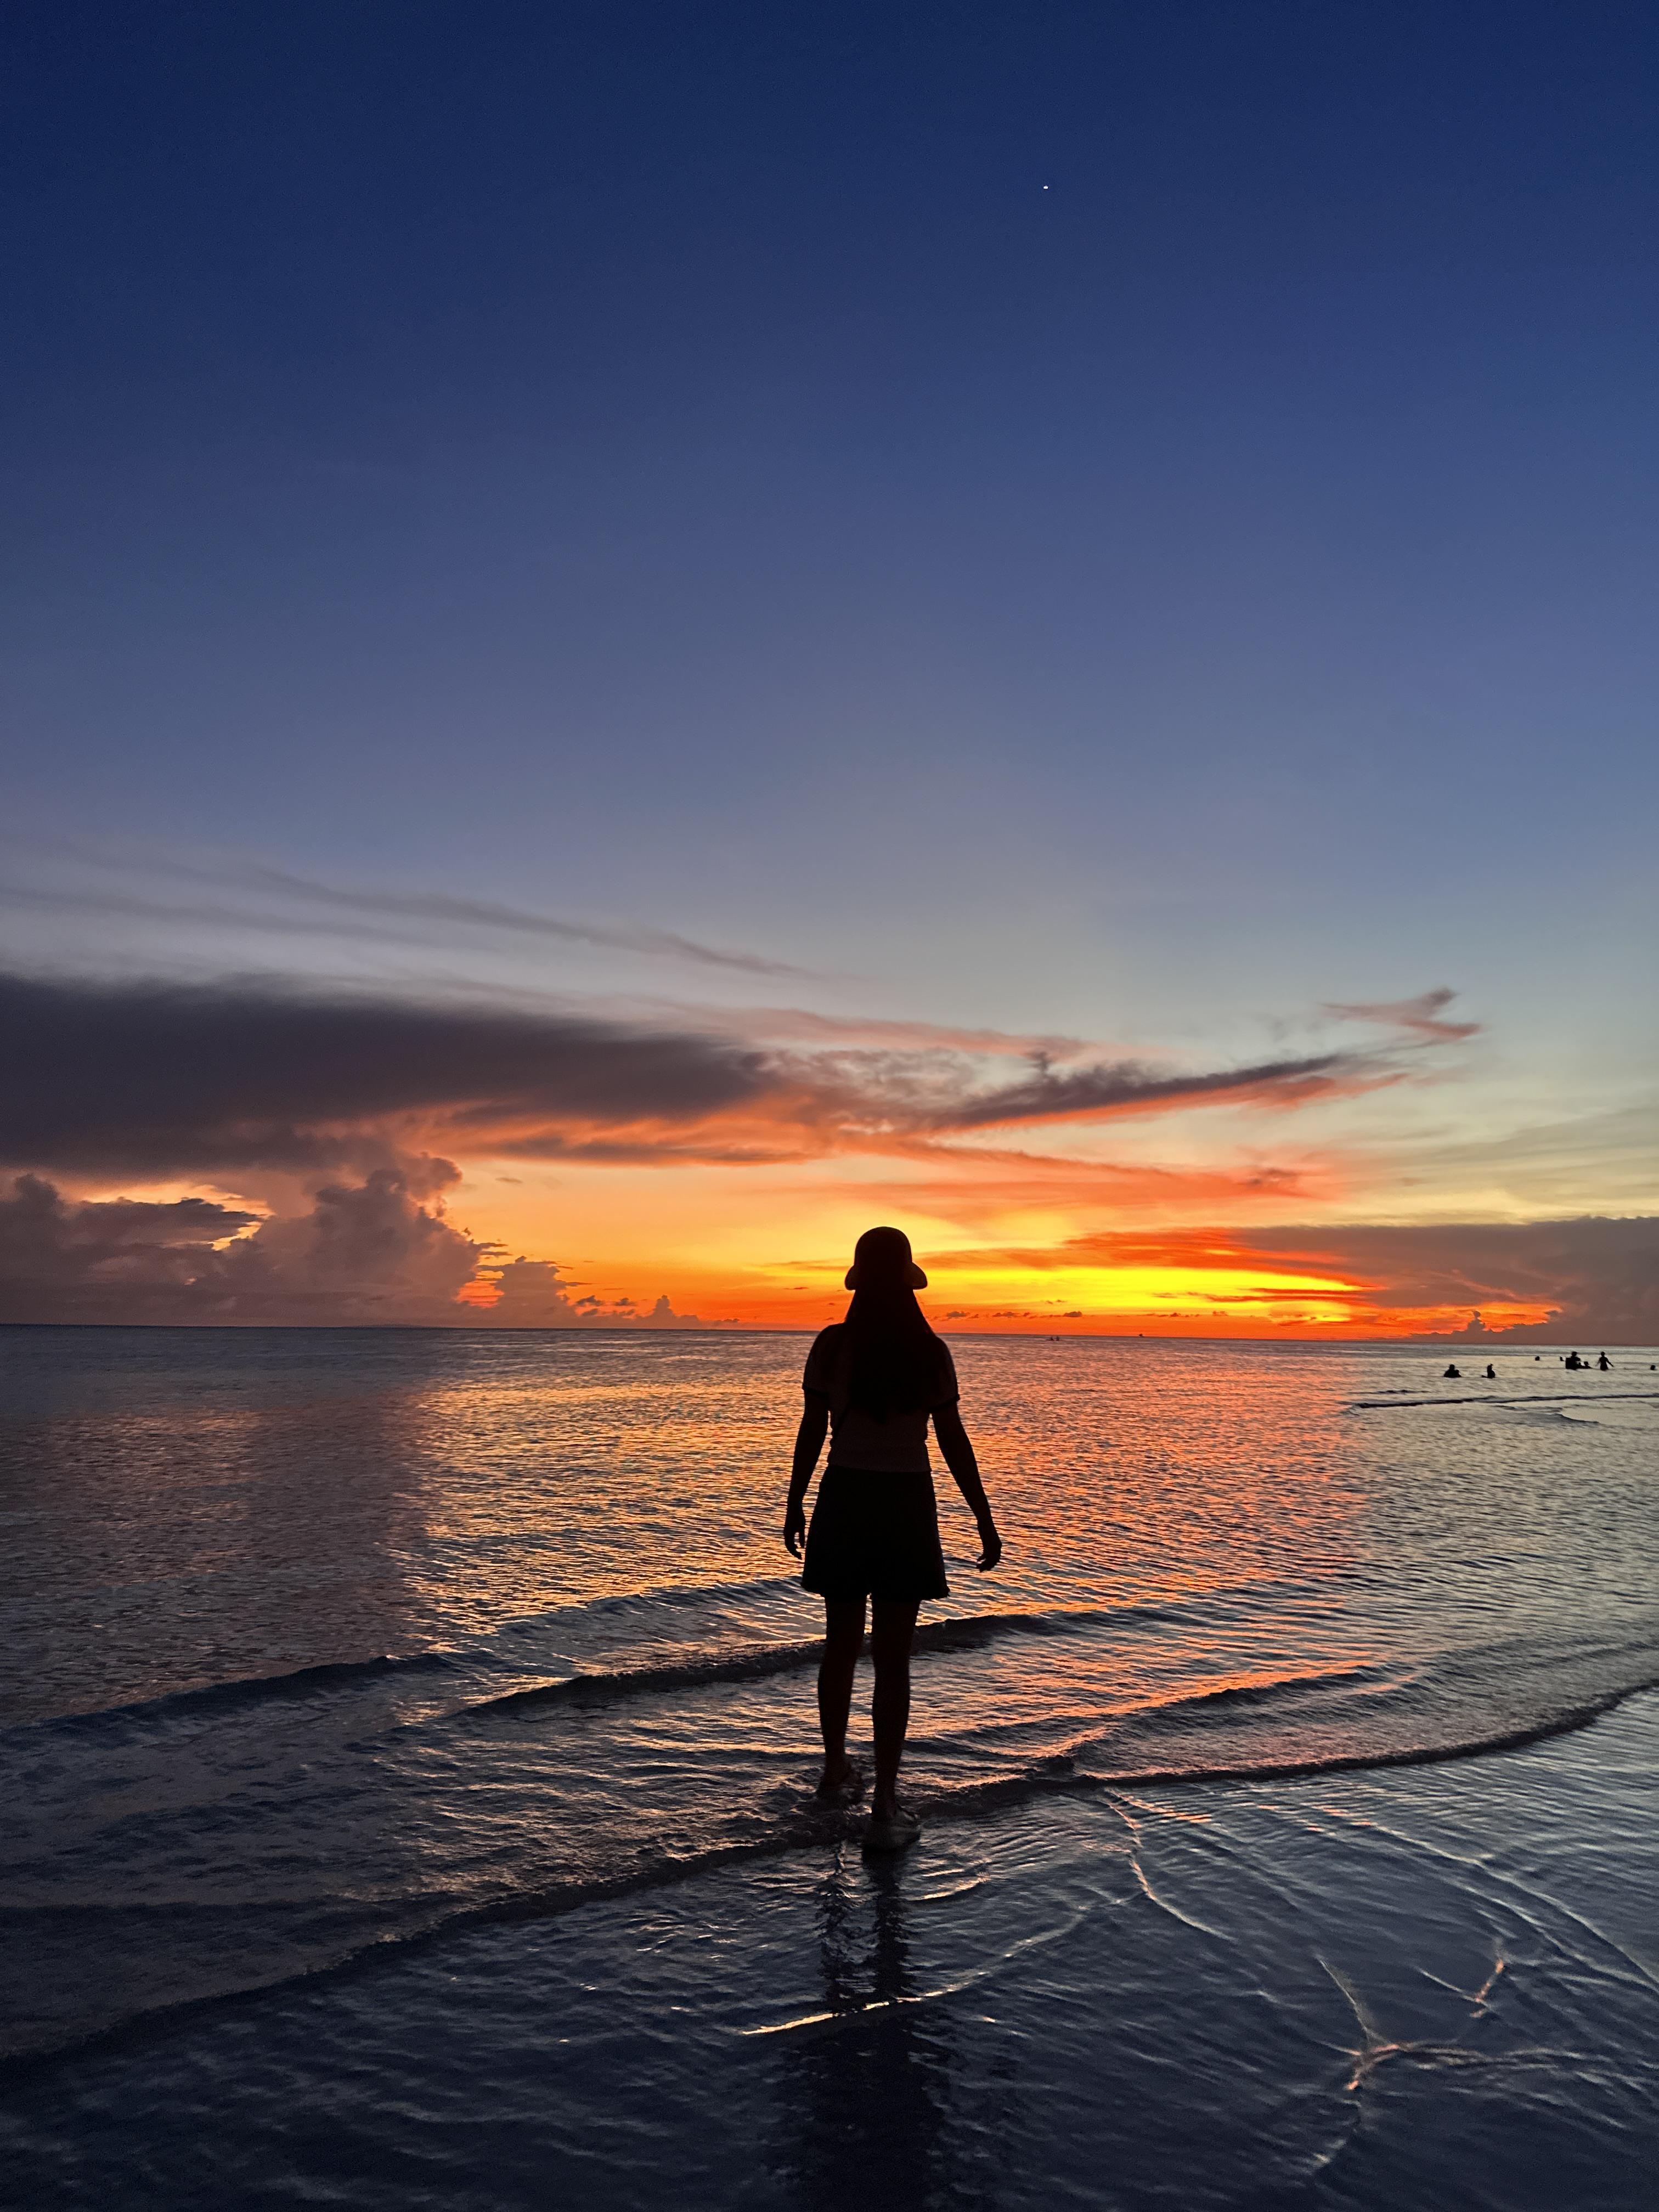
top-left (844, 1224), bottom-right (927, 1290)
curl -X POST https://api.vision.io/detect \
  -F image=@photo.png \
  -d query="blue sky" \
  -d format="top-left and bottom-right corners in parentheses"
top-left (3, 3), bottom-right (1656, 1329)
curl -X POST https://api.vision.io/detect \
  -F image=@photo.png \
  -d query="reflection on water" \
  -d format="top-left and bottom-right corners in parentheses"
top-left (2, 1378), bottom-right (453, 1719)
top-left (782, 1857), bottom-right (971, 2212)
top-left (0, 1325), bottom-right (1441, 1722)
top-left (3, 1328), bottom-right (823, 1720)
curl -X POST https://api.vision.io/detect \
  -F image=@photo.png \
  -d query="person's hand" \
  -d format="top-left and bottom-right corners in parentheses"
top-left (975, 1518), bottom-right (1002, 1572)
top-left (783, 1500), bottom-right (807, 1557)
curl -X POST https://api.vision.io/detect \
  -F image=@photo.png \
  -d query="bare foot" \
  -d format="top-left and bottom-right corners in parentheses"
top-left (816, 1758), bottom-right (865, 1801)
top-left (864, 1802), bottom-right (922, 1853)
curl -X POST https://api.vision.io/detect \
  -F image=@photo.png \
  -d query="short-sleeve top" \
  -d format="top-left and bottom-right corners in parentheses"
top-left (802, 1324), bottom-right (959, 1474)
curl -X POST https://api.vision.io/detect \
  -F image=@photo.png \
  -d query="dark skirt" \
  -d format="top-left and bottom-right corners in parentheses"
top-left (800, 1466), bottom-right (951, 1602)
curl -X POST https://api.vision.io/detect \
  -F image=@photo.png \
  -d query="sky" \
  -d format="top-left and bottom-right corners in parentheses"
top-left (2, 1), bottom-right (1656, 1337)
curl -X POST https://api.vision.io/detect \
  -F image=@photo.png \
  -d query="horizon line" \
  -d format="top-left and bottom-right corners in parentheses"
top-left (1, 1321), bottom-right (1649, 1348)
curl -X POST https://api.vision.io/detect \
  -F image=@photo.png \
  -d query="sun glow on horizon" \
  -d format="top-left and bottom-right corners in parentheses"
top-left (506, 1237), bottom-right (1561, 1339)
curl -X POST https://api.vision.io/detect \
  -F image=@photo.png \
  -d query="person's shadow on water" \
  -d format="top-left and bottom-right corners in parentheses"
top-left (775, 1853), bottom-right (996, 2212)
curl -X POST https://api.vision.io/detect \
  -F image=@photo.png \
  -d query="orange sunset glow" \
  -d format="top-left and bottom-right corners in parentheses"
top-left (448, 1169), bottom-right (1567, 1340)
top-left (16, 974), bottom-right (1643, 1339)
top-left (459, 1245), bottom-right (1554, 1340)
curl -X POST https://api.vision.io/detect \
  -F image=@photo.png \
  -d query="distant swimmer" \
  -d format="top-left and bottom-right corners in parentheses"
top-left (1598, 1352), bottom-right (1612, 1371)
top-left (1485, 1364), bottom-right (1497, 1379)
top-left (1564, 1352), bottom-right (1584, 1370)
top-left (1443, 1363), bottom-right (1462, 1378)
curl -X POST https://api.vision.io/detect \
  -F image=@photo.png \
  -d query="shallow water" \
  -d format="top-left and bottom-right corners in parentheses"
top-left (2, 1327), bottom-right (1656, 2207)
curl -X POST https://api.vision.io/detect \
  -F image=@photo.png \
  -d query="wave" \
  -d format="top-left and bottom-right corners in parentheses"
top-left (467, 1605), bottom-right (1183, 1718)
top-left (1349, 1390), bottom-right (1659, 1412)
top-left (1061, 1672), bottom-right (1659, 1788)
top-left (471, 1653), bottom-right (1659, 1821)
top-left (9, 1597), bottom-right (1189, 1741)
top-left (4, 1574), bottom-right (831, 1737)
top-left (7, 1648), bottom-right (477, 1740)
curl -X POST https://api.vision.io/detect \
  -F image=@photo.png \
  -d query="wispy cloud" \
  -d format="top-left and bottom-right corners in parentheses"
top-left (1324, 987), bottom-right (1481, 1043)
top-left (806, 1148), bottom-right (1331, 1231)
top-left (206, 860), bottom-right (817, 976)
top-left (673, 1003), bottom-right (1092, 1057)
top-left (918, 1049), bottom-right (1375, 1129)
top-left (0, 847), bottom-right (817, 977)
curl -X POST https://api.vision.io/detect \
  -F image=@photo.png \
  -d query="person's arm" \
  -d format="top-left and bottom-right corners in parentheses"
top-left (783, 1397), bottom-right (830, 1556)
top-left (932, 1403), bottom-right (1002, 1571)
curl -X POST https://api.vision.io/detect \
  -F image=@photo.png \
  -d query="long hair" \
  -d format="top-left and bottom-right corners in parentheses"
top-left (844, 1282), bottom-right (944, 1422)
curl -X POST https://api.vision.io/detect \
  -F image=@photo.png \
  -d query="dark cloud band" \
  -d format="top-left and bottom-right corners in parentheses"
top-left (1, 969), bottom-right (1438, 1182)
top-left (0, 972), bottom-right (770, 1177)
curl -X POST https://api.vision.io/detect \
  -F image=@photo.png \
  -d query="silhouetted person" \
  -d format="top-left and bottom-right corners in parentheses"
top-left (1443, 1363), bottom-right (1462, 1378)
top-left (1598, 1352), bottom-right (1612, 1371)
top-left (785, 1226), bottom-right (1001, 1853)
top-left (1565, 1352), bottom-right (1583, 1370)
top-left (1485, 1364), bottom-right (1497, 1379)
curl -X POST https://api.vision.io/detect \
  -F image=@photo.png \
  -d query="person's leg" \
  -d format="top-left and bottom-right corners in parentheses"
top-left (817, 1598), bottom-right (866, 1790)
top-left (869, 1598), bottom-right (921, 1815)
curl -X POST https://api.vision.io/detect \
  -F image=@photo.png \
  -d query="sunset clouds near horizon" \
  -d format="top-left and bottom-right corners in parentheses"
top-left (2, 952), bottom-right (1652, 1340)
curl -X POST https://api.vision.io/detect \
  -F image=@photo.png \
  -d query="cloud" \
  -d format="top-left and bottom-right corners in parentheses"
top-left (0, 970), bottom-right (1445, 1184)
top-left (804, 1148), bottom-right (1333, 1233)
top-left (476, 1256), bottom-right (708, 1327)
top-left (0, 972), bottom-right (771, 1178)
top-left (1324, 987), bottom-right (1481, 1043)
top-left (0, 850), bottom-right (817, 977)
top-left (917, 1049), bottom-right (1373, 1130)
top-left (242, 1169), bottom-right (484, 1317)
top-left (0, 1174), bottom-right (724, 1329)
top-left (221, 863), bottom-right (815, 975)
top-left (674, 1002), bottom-right (1091, 1057)
top-left (1237, 1216), bottom-right (1659, 1341)
top-left (938, 1216), bottom-right (1659, 1342)
top-left (0, 1176), bottom-right (258, 1321)
top-left (1377, 1101), bottom-right (1659, 1218)
top-left (0, 1169), bottom-right (483, 1324)
top-left (0, 969), bottom-right (1493, 1327)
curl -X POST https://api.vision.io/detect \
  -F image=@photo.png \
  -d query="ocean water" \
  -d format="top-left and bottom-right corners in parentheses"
top-left (2, 1325), bottom-right (1656, 2210)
